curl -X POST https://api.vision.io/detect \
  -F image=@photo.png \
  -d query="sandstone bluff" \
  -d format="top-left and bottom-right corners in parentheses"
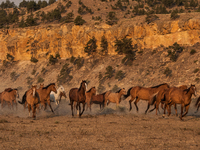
top-left (0, 18), bottom-right (200, 61)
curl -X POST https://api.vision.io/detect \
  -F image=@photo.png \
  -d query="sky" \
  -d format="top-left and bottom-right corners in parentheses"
top-left (0, 0), bottom-right (41, 7)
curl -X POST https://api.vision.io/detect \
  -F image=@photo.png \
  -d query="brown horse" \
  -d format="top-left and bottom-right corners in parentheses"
top-left (1, 88), bottom-right (19, 109)
top-left (88, 91), bottom-right (111, 111)
top-left (162, 84), bottom-right (196, 120)
top-left (85, 87), bottom-right (96, 111)
top-left (149, 85), bottom-right (188, 115)
top-left (59, 91), bottom-right (67, 101)
top-left (124, 83), bottom-right (170, 114)
top-left (69, 80), bottom-right (87, 117)
top-left (36, 83), bottom-right (57, 113)
top-left (105, 88), bottom-right (126, 107)
top-left (26, 85), bottom-right (40, 119)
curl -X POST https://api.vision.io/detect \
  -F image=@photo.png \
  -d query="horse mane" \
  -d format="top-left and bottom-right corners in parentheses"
top-left (7, 89), bottom-right (14, 92)
top-left (87, 87), bottom-right (95, 93)
top-left (43, 83), bottom-right (55, 89)
top-left (183, 86), bottom-right (191, 94)
top-left (151, 83), bottom-right (169, 88)
top-left (116, 89), bottom-right (122, 93)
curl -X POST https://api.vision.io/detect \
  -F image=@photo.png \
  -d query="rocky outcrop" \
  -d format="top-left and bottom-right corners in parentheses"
top-left (0, 18), bottom-right (200, 61)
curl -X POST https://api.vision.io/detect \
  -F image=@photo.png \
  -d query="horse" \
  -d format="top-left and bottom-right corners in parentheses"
top-left (36, 83), bottom-right (57, 113)
top-left (149, 85), bottom-right (188, 115)
top-left (84, 87), bottom-right (96, 111)
top-left (87, 90), bottom-right (111, 111)
top-left (26, 85), bottom-right (40, 119)
top-left (59, 91), bottom-right (67, 101)
top-left (50, 85), bottom-right (66, 105)
top-left (162, 84), bottom-right (196, 120)
top-left (105, 88), bottom-right (126, 107)
top-left (69, 80), bottom-right (87, 117)
top-left (124, 83), bottom-right (170, 114)
top-left (1, 88), bottom-right (19, 109)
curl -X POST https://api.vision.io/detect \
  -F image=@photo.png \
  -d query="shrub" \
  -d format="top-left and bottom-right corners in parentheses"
top-left (74, 56), bottom-right (84, 69)
top-left (70, 56), bottom-right (76, 63)
top-left (115, 70), bottom-right (125, 81)
top-left (37, 77), bottom-right (44, 83)
top-left (84, 36), bottom-right (97, 55)
top-left (26, 76), bottom-right (33, 85)
top-left (164, 67), bottom-right (172, 77)
top-left (112, 85), bottom-right (120, 92)
top-left (105, 66), bottom-right (115, 78)
top-left (97, 84), bottom-right (105, 93)
top-left (115, 37), bottom-right (136, 65)
top-left (57, 63), bottom-right (73, 84)
top-left (6, 53), bottom-right (14, 61)
top-left (106, 12), bottom-right (118, 25)
top-left (74, 16), bottom-right (85, 25)
top-left (10, 71), bottom-right (18, 81)
top-left (49, 53), bottom-right (60, 65)
top-left (171, 10), bottom-right (179, 20)
top-left (145, 14), bottom-right (159, 24)
top-left (100, 35), bottom-right (108, 55)
top-left (66, 1), bottom-right (72, 8)
top-left (193, 68), bottom-right (199, 73)
top-left (30, 57), bottom-right (38, 63)
top-left (167, 42), bottom-right (183, 62)
top-left (190, 49), bottom-right (196, 55)
top-left (31, 69), bottom-right (36, 75)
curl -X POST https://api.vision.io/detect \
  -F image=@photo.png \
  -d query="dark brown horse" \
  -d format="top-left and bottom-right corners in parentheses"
top-left (88, 91), bottom-right (111, 111)
top-left (162, 84), bottom-right (196, 120)
top-left (149, 85), bottom-right (188, 115)
top-left (1, 88), bottom-right (19, 109)
top-left (26, 85), bottom-right (40, 119)
top-left (69, 80), bottom-right (87, 117)
top-left (124, 83), bottom-right (170, 114)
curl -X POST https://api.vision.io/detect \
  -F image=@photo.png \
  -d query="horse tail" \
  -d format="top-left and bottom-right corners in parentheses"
top-left (18, 92), bottom-right (27, 104)
top-left (150, 92), bottom-right (158, 105)
top-left (124, 87), bottom-right (133, 99)
top-left (195, 96), bottom-right (200, 107)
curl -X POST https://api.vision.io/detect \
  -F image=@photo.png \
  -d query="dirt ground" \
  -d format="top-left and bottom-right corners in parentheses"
top-left (0, 99), bottom-right (200, 150)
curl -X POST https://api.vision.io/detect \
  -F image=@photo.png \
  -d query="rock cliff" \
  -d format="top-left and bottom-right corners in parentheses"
top-left (0, 18), bottom-right (200, 61)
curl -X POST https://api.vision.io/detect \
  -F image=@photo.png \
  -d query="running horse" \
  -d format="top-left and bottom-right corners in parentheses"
top-left (37, 83), bottom-right (57, 113)
top-left (69, 80), bottom-right (87, 117)
top-left (85, 87), bottom-right (96, 111)
top-left (149, 85), bottom-right (188, 115)
top-left (1, 88), bottom-right (19, 109)
top-left (105, 88), bottom-right (126, 107)
top-left (26, 85), bottom-right (40, 119)
top-left (124, 83), bottom-right (170, 114)
top-left (161, 84), bottom-right (196, 120)
top-left (87, 90), bottom-right (111, 111)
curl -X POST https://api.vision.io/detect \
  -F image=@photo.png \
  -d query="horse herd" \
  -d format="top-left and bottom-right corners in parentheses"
top-left (0, 80), bottom-right (200, 120)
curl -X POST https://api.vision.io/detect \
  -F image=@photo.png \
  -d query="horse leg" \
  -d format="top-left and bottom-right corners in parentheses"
top-left (168, 104), bottom-right (172, 117)
top-left (182, 105), bottom-right (190, 118)
top-left (70, 101), bottom-right (74, 117)
top-left (33, 105), bottom-right (36, 119)
top-left (195, 103), bottom-right (200, 113)
top-left (80, 102), bottom-right (85, 117)
top-left (145, 101), bottom-right (151, 114)
top-left (180, 103), bottom-right (184, 120)
top-left (47, 100), bottom-right (54, 113)
top-left (76, 102), bottom-right (79, 116)
top-left (174, 104), bottom-right (178, 116)
top-left (129, 96), bottom-right (136, 111)
top-left (134, 97), bottom-right (139, 112)
top-left (28, 104), bottom-right (31, 117)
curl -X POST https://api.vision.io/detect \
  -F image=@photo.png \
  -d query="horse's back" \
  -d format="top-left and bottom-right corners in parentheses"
top-left (92, 94), bottom-right (104, 102)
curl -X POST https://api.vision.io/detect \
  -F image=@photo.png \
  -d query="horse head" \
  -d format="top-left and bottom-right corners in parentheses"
top-left (190, 84), bottom-right (197, 96)
top-left (32, 85), bottom-right (37, 97)
top-left (14, 89), bottom-right (19, 98)
top-left (39, 83), bottom-right (44, 89)
top-left (81, 80), bottom-right (87, 91)
top-left (121, 88), bottom-right (127, 95)
top-left (51, 83), bottom-right (57, 94)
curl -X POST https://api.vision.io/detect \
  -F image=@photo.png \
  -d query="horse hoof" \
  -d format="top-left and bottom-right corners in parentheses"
top-left (162, 114), bottom-right (165, 118)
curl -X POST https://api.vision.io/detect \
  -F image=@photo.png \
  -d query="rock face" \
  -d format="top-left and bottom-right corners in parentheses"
top-left (0, 19), bottom-right (200, 61)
